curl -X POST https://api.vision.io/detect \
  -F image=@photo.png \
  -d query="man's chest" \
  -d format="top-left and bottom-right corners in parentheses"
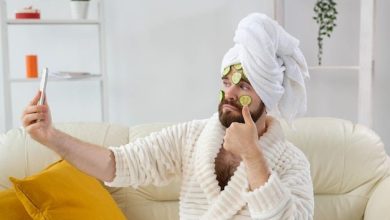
top-left (214, 147), bottom-right (242, 190)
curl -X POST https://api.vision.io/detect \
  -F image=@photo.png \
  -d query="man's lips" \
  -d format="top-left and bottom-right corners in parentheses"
top-left (223, 104), bottom-right (240, 111)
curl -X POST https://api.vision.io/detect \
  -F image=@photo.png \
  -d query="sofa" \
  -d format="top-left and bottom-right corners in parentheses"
top-left (1, 117), bottom-right (389, 220)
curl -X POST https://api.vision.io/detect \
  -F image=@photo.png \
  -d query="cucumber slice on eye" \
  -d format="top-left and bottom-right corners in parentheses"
top-left (239, 95), bottom-right (252, 106)
top-left (219, 90), bottom-right (225, 102)
top-left (233, 63), bottom-right (242, 70)
top-left (232, 72), bottom-right (242, 84)
top-left (222, 66), bottom-right (230, 76)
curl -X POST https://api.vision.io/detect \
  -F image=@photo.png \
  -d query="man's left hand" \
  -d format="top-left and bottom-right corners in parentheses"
top-left (223, 105), bottom-right (260, 159)
top-left (223, 105), bottom-right (271, 189)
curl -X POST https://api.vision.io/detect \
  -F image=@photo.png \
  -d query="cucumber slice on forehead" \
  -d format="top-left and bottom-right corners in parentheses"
top-left (233, 63), bottom-right (242, 70)
top-left (239, 69), bottom-right (248, 79)
top-left (219, 90), bottom-right (225, 102)
top-left (222, 66), bottom-right (230, 76)
top-left (232, 72), bottom-right (242, 84)
top-left (239, 95), bottom-right (252, 106)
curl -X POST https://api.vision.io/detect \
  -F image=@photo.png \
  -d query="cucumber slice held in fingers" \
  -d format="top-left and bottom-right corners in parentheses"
top-left (239, 95), bottom-right (252, 106)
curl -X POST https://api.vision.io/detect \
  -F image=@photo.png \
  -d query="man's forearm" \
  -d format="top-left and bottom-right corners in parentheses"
top-left (46, 128), bottom-right (116, 182)
top-left (242, 147), bottom-right (270, 190)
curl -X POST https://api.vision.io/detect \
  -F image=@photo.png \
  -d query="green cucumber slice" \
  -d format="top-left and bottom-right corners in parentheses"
top-left (222, 66), bottom-right (230, 76)
top-left (233, 63), bottom-right (242, 70)
top-left (219, 90), bottom-right (225, 102)
top-left (232, 72), bottom-right (242, 84)
top-left (239, 95), bottom-right (252, 106)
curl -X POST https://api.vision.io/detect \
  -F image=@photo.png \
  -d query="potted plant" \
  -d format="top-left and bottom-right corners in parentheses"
top-left (70, 0), bottom-right (90, 19)
top-left (313, 0), bottom-right (337, 65)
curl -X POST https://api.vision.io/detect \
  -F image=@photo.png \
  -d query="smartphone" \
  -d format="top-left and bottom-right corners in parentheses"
top-left (38, 67), bottom-right (48, 105)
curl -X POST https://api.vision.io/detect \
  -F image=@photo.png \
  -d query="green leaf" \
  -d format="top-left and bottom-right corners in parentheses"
top-left (314, 0), bottom-right (337, 65)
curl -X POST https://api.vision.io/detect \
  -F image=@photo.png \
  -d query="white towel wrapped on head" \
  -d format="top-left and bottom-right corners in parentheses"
top-left (221, 13), bottom-right (309, 122)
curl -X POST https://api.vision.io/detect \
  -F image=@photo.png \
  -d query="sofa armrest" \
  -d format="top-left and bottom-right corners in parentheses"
top-left (364, 176), bottom-right (390, 219)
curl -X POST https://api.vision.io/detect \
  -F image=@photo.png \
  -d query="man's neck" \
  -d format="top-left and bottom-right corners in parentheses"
top-left (255, 114), bottom-right (268, 138)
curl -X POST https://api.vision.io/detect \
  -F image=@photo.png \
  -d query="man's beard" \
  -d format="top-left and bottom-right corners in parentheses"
top-left (218, 99), bottom-right (264, 128)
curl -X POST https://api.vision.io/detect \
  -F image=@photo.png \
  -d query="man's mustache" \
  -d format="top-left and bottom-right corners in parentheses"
top-left (220, 99), bottom-right (242, 111)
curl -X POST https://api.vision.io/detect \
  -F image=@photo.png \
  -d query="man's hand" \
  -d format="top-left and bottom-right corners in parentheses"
top-left (21, 91), bottom-right (116, 182)
top-left (223, 105), bottom-right (260, 159)
top-left (223, 105), bottom-right (270, 189)
top-left (21, 91), bottom-right (54, 145)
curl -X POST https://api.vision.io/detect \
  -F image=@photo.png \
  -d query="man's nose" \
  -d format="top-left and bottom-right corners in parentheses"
top-left (224, 85), bottom-right (239, 101)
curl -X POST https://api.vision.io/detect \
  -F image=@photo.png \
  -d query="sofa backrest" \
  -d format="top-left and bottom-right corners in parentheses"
top-left (281, 118), bottom-right (390, 220)
top-left (1, 118), bottom-right (389, 220)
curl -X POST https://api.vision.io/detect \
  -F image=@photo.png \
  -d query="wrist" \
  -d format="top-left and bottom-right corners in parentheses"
top-left (47, 128), bottom-right (70, 158)
top-left (45, 126), bottom-right (57, 144)
top-left (241, 143), bottom-right (262, 161)
top-left (242, 147), bottom-right (268, 171)
top-left (242, 147), bottom-right (271, 190)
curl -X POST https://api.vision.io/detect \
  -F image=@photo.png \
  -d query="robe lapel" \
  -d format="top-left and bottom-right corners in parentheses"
top-left (194, 113), bottom-right (224, 203)
top-left (195, 114), bottom-right (248, 219)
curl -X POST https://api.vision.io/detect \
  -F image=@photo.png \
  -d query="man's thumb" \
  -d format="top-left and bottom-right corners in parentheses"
top-left (242, 105), bottom-right (255, 125)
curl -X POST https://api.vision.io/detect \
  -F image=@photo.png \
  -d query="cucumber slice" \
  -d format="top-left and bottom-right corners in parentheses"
top-left (239, 95), bottom-right (252, 106)
top-left (242, 70), bottom-right (248, 81)
top-left (219, 90), bottom-right (225, 102)
top-left (222, 66), bottom-right (230, 76)
top-left (232, 72), bottom-right (242, 84)
top-left (233, 63), bottom-right (242, 70)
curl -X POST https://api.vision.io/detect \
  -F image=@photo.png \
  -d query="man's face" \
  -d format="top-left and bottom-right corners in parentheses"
top-left (218, 66), bottom-right (265, 128)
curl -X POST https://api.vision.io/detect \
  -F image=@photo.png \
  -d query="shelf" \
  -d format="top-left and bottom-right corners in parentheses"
top-left (6, 19), bottom-right (100, 25)
top-left (308, 66), bottom-right (360, 71)
top-left (1, 0), bottom-right (109, 131)
top-left (9, 75), bottom-right (103, 82)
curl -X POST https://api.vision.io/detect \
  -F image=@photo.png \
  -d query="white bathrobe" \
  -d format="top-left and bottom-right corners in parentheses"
top-left (105, 114), bottom-right (314, 220)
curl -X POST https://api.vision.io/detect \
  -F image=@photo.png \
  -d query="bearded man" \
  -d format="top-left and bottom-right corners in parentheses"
top-left (22, 13), bottom-right (314, 219)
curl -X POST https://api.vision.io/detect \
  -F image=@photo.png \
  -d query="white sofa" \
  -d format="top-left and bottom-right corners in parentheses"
top-left (1, 117), bottom-right (390, 220)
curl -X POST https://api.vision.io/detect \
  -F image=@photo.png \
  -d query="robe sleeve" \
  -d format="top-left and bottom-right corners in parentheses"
top-left (243, 145), bottom-right (314, 220)
top-left (104, 121), bottom-right (197, 188)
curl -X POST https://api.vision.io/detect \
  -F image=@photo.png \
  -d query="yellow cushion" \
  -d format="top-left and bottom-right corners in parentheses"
top-left (9, 160), bottom-right (126, 220)
top-left (0, 188), bottom-right (32, 219)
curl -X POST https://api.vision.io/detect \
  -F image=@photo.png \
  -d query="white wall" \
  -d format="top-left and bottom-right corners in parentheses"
top-left (373, 0), bottom-right (390, 153)
top-left (104, 0), bottom-right (274, 125)
top-left (283, 0), bottom-right (390, 152)
top-left (0, 28), bottom-right (4, 132)
top-left (284, 0), bottom-right (360, 121)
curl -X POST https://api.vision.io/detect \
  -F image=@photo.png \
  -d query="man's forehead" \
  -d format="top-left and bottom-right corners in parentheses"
top-left (221, 64), bottom-right (251, 84)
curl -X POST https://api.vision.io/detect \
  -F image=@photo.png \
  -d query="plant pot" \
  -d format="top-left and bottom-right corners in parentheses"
top-left (70, 1), bottom-right (89, 19)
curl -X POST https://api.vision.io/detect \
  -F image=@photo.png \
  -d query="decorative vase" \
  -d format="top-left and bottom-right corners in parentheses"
top-left (70, 1), bottom-right (90, 19)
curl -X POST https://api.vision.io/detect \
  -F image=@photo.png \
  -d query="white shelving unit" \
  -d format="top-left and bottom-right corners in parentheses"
top-left (6, 19), bottom-right (100, 25)
top-left (0, 0), bottom-right (109, 130)
top-left (273, 0), bottom-right (375, 127)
